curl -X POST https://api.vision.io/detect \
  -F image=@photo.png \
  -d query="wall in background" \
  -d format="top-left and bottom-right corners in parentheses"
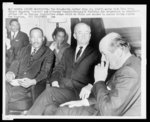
top-left (103, 17), bottom-right (141, 29)
top-left (18, 18), bottom-right (71, 44)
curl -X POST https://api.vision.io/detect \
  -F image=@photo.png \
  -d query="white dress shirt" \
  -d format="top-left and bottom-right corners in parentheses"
top-left (75, 44), bottom-right (88, 61)
top-left (11, 31), bottom-right (19, 39)
top-left (31, 47), bottom-right (39, 55)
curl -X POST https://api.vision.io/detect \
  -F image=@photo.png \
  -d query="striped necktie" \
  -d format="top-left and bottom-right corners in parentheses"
top-left (31, 48), bottom-right (37, 56)
top-left (76, 46), bottom-right (83, 61)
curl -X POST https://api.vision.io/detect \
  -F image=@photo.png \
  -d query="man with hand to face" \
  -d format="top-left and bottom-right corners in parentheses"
top-left (26, 22), bottom-right (100, 115)
top-left (55, 32), bottom-right (141, 116)
top-left (5, 27), bottom-right (54, 114)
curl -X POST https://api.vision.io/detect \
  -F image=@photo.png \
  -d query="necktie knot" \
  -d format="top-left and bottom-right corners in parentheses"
top-left (11, 32), bottom-right (15, 40)
top-left (31, 48), bottom-right (37, 56)
top-left (76, 46), bottom-right (83, 61)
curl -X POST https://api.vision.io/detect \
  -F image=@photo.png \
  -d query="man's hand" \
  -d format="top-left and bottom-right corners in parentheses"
top-left (60, 99), bottom-right (90, 108)
top-left (18, 78), bottom-right (36, 88)
top-left (79, 83), bottom-right (93, 99)
top-left (52, 81), bottom-right (60, 87)
top-left (9, 79), bottom-right (21, 86)
top-left (6, 71), bottom-right (15, 82)
top-left (94, 55), bottom-right (109, 84)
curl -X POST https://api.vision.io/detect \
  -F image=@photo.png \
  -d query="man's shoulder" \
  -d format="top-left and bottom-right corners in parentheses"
top-left (44, 46), bottom-right (54, 56)
top-left (115, 65), bottom-right (139, 81)
top-left (18, 31), bottom-right (28, 37)
top-left (118, 56), bottom-right (141, 77)
top-left (20, 44), bottom-right (30, 53)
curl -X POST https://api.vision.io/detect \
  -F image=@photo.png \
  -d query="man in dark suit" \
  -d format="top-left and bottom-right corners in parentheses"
top-left (6, 19), bottom-right (29, 70)
top-left (26, 23), bottom-right (100, 115)
top-left (5, 27), bottom-right (54, 114)
top-left (55, 32), bottom-right (141, 116)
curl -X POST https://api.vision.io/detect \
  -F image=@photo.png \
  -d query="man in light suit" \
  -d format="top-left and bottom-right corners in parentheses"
top-left (26, 23), bottom-right (100, 115)
top-left (55, 32), bottom-right (141, 116)
top-left (6, 19), bottom-right (29, 70)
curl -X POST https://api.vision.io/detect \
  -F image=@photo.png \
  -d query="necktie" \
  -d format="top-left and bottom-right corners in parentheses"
top-left (31, 48), bottom-right (37, 56)
top-left (11, 32), bottom-right (15, 40)
top-left (76, 46), bottom-right (83, 61)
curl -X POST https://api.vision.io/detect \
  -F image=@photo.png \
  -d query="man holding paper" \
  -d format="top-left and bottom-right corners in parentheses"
top-left (5, 27), bottom-right (54, 114)
top-left (55, 32), bottom-right (141, 116)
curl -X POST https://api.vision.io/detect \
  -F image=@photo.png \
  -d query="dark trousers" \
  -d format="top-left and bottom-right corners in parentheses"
top-left (6, 82), bottom-right (30, 114)
top-left (55, 105), bottom-right (98, 116)
top-left (27, 86), bottom-right (77, 115)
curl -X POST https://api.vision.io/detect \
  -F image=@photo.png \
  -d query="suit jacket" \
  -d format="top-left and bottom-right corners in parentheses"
top-left (49, 45), bottom-right (100, 96)
top-left (9, 44), bottom-right (54, 83)
top-left (90, 55), bottom-right (141, 116)
top-left (6, 31), bottom-right (29, 67)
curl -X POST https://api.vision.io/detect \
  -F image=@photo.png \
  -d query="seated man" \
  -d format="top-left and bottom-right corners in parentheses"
top-left (55, 32), bottom-right (141, 116)
top-left (26, 22), bottom-right (100, 115)
top-left (49, 27), bottom-right (70, 66)
top-left (5, 27), bottom-right (54, 114)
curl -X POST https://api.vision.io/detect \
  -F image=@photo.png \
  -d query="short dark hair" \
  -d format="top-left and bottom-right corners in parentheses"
top-left (52, 27), bottom-right (67, 38)
top-left (9, 19), bottom-right (19, 25)
top-left (29, 27), bottom-right (44, 36)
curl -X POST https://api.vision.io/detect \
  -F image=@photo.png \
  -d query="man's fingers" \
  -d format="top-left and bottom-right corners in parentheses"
top-left (69, 104), bottom-right (75, 108)
top-left (85, 93), bottom-right (90, 99)
top-left (105, 60), bottom-right (109, 69)
top-left (100, 61), bottom-right (105, 68)
top-left (79, 90), bottom-right (83, 99)
top-left (60, 102), bottom-right (71, 107)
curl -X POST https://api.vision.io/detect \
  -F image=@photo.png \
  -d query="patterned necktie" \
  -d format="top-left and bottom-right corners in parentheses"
top-left (76, 46), bottom-right (83, 61)
top-left (31, 48), bottom-right (37, 56)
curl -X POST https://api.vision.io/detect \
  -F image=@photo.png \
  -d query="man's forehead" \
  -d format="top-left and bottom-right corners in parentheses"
top-left (75, 23), bottom-right (91, 32)
top-left (30, 29), bottom-right (43, 36)
top-left (11, 21), bottom-right (19, 25)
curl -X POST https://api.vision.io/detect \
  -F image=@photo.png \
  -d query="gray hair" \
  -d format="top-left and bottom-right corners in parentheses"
top-left (109, 35), bottom-right (131, 53)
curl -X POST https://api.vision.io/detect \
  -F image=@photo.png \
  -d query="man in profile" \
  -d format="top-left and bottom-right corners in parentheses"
top-left (26, 22), bottom-right (100, 115)
top-left (55, 32), bottom-right (141, 116)
top-left (5, 27), bottom-right (54, 114)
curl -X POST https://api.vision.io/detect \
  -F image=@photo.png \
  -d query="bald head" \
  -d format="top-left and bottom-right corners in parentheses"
top-left (99, 32), bottom-right (130, 53)
top-left (74, 23), bottom-right (91, 33)
top-left (99, 32), bottom-right (131, 70)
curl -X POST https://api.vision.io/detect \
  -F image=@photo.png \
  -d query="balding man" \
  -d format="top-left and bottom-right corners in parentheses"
top-left (5, 27), bottom-right (54, 114)
top-left (55, 32), bottom-right (141, 116)
top-left (26, 22), bottom-right (100, 115)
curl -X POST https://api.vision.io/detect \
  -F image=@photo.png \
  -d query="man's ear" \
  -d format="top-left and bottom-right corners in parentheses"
top-left (73, 33), bottom-right (76, 39)
top-left (117, 48), bottom-right (123, 57)
top-left (42, 37), bottom-right (45, 41)
top-left (29, 38), bottom-right (32, 44)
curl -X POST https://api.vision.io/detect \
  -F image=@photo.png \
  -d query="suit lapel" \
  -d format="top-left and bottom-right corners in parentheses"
top-left (75, 45), bottom-right (92, 64)
top-left (30, 45), bottom-right (46, 61)
top-left (15, 31), bottom-right (20, 39)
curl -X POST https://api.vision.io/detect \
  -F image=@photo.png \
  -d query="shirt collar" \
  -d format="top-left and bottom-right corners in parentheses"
top-left (11, 31), bottom-right (19, 37)
top-left (76, 44), bottom-right (88, 51)
top-left (31, 46), bottom-right (40, 54)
